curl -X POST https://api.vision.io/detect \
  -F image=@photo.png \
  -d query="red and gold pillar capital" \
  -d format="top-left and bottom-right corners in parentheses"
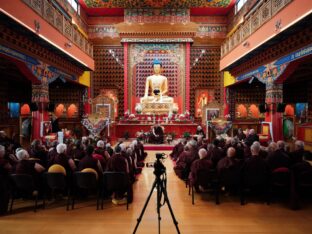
top-left (265, 83), bottom-right (283, 141)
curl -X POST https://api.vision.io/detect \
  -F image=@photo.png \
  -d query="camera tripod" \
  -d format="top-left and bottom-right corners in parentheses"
top-left (133, 160), bottom-right (180, 234)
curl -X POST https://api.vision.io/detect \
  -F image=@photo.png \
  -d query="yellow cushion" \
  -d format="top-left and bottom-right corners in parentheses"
top-left (48, 164), bottom-right (66, 175)
top-left (81, 168), bottom-right (98, 180)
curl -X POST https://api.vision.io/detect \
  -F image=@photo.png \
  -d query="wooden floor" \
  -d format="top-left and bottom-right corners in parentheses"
top-left (1, 151), bottom-right (312, 234)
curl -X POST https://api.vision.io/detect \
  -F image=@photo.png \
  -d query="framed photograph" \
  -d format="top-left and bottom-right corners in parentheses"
top-left (206, 108), bottom-right (220, 121)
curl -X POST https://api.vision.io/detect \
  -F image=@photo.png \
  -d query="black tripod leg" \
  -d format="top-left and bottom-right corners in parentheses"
top-left (162, 187), bottom-right (181, 234)
top-left (133, 179), bottom-right (157, 234)
top-left (157, 180), bottom-right (161, 234)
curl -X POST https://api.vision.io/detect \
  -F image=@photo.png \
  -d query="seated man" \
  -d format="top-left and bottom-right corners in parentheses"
top-left (149, 124), bottom-right (164, 144)
top-left (266, 140), bottom-right (290, 171)
top-left (189, 149), bottom-right (213, 192)
top-left (106, 145), bottom-right (133, 204)
top-left (195, 125), bottom-right (206, 139)
top-left (174, 144), bottom-right (197, 180)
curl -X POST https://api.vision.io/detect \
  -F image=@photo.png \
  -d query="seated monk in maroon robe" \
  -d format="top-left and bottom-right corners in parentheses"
top-left (174, 144), bottom-right (197, 180)
top-left (189, 148), bottom-right (213, 191)
top-left (106, 145), bottom-right (133, 203)
top-left (170, 139), bottom-right (185, 161)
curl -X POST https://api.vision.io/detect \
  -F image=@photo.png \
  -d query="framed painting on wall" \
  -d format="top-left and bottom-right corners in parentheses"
top-left (206, 108), bottom-right (220, 121)
top-left (195, 89), bottom-right (214, 118)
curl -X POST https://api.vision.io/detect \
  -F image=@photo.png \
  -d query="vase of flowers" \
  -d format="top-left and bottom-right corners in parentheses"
top-left (135, 104), bottom-right (142, 114)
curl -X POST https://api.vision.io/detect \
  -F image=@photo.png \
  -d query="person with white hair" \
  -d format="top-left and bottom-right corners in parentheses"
top-left (266, 140), bottom-right (290, 171)
top-left (241, 142), bottom-right (269, 198)
top-left (290, 140), bottom-right (306, 165)
top-left (217, 147), bottom-right (237, 172)
top-left (15, 149), bottom-right (45, 175)
top-left (244, 128), bottom-right (259, 146)
top-left (174, 144), bottom-right (197, 180)
top-left (170, 139), bottom-right (185, 161)
top-left (196, 125), bottom-right (206, 139)
top-left (106, 143), bottom-right (133, 204)
top-left (189, 148), bottom-right (212, 191)
top-left (49, 143), bottom-right (76, 173)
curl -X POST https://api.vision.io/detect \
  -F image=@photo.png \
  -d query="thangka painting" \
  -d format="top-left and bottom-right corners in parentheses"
top-left (128, 43), bottom-right (186, 113)
top-left (195, 89), bottom-right (214, 118)
top-left (92, 89), bottom-right (118, 119)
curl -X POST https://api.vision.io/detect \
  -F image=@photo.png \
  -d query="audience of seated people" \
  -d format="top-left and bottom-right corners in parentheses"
top-left (1, 127), bottom-right (312, 213)
top-left (0, 133), bottom-right (149, 214)
top-left (170, 130), bottom-right (312, 207)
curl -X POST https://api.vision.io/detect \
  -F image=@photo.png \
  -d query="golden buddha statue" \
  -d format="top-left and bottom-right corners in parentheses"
top-left (140, 59), bottom-right (173, 104)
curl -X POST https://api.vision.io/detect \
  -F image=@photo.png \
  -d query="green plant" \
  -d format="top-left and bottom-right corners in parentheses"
top-left (183, 131), bottom-right (191, 139)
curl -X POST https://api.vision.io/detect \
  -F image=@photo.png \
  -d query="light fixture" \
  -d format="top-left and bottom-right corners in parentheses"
top-left (242, 41), bottom-right (250, 47)
top-left (34, 20), bottom-right (40, 33)
top-left (275, 19), bottom-right (282, 31)
top-left (65, 42), bottom-right (72, 48)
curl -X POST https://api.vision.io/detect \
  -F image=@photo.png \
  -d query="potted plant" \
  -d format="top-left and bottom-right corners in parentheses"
top-left (183, 131), bottom-right (191, 140)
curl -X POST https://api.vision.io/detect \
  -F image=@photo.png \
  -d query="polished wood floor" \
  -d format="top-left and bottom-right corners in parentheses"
top-left (1, 151), bottom-right (312, 234)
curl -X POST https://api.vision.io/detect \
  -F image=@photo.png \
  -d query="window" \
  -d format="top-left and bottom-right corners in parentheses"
top-left (235, 0), bottom-right (247, 14)
top-left (67, 0), bottom-right (79, 13)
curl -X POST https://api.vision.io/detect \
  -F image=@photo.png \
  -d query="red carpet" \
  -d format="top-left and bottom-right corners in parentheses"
top-left (144, 144), bottom-right (174, 151)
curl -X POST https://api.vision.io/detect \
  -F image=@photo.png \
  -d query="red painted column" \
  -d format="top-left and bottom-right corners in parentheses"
top-left (223, 87), bottom-right (230, 116)
top-left (185, 42), bottom-right (191, 112)
top-left (265, 83), bottom-right (283, 141)
top-left (32, 103), bottom-right (49, 140)
top-left (31, 83), bottom-right (50, 140)
top-left (124, 43), bottom-right (128, 114)
top-left (83, 87), bottom-right (91, 114)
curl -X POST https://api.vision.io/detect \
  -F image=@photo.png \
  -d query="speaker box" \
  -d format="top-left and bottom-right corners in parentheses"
top-left (47, 103), bottom-right (55, 112)
top-left (277, 103), bottom-right (286, 112)
top-left (30, 103), bottom-right (38, 112)
top-left (259, 103), bottom-right (267, 113)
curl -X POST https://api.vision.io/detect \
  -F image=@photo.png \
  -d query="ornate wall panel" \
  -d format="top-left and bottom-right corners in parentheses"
top-left (221, 0), bottom-right (293, 58)
top-left (93, 46), bottom-right (124, 116)
top-left (190, 47), bottom-right (222, 117)
top-left (230, 25), bottom-right (312, 76)
top-left (22, 0), bottom-right (93, 57)
top-left (0, 23), bottom-right (84, 77)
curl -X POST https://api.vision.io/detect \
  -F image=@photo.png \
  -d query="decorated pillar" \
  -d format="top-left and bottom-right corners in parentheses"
top-left (124, 42), bottom-right (128, 113)
top-left (265, 83), bottom-right (283, 141)
top-left (31, 80), bottom-right (50, 140)
top-left (185, 42), bottom-right (191, 112)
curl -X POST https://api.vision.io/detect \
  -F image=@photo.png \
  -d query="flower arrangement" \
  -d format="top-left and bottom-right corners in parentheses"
top-left (135, 104), bottom-right (143, 114)
top-left (128, 114), bottom-right (136, 119)
top-left (172, 104), bottom-right (179, 114)
top-left (124, 110), bottom-right (130, 118)
top-left (178, 114), bottom-right (186, 120)
top-left (184, 110), bottom-right (190, 118)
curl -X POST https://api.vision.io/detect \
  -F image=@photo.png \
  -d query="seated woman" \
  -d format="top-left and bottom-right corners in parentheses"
top-left (15, 149), bottom-right (45, 192)
top-left (149, 124), bottom-right (164, 144)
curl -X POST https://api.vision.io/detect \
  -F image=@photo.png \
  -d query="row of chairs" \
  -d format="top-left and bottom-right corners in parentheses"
top-left (188, 167), bottom-right (312, 208)
top-left (9, 170), bottom-right (130, 213)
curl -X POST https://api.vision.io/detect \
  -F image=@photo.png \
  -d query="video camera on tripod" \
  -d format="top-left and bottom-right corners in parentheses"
top-left (154, 153), bottom-right (167, 177)
top-left (133, 152), bottom-right (180, 234)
